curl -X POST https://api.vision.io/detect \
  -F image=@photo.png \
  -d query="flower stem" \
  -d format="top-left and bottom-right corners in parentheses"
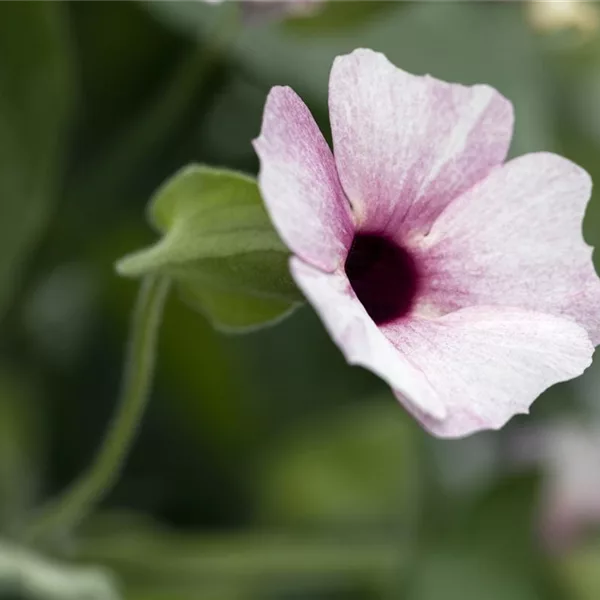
top-left (25, 276), bottom-right (170, 546)
top-left (77, 531), bottom-right (404, 584)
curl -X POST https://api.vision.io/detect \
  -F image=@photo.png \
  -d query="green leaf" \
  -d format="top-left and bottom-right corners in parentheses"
top-left (560, 539), bottom-right (600, 600)
top-left (75, 512), bottom-right (400, 590)
top-left (96, 225), bottom-right (261, 458)
top-left (459, 473), bottom-right (541, 561)
top-left (283, 1), bottom-right (398, 35)
top-left (117, 165), bottom-right (302, 332)
top-left (406, 474), bottom-right (554, 600)
top-left (0, 540), bottom-right (119, 600)
top-left (407, 549), bottom-right (539, 600)
top-left (0, 369), bottom-right (43, 535)
top-left (256, 398), bottom-right (421, 528)
top-left (0, 2), bottom-right (72, 322)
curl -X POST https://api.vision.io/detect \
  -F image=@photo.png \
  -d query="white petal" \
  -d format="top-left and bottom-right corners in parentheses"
top-left (419, 152), bottom-right (600, 343)
top-left (329, 48), bottom-right (513, 236)
top-left (290, 257), bottom-right (447, 420)
top-left (382, 307), bottom-right (594, 438)
top-left (254, 86), bottom-right (354, 272)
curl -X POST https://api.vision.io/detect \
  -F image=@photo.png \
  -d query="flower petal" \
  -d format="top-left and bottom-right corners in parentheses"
top-left (420, 152), bottom-right (600, 344)
top-left (254, 86), bottom-right (354, 272)
top-left (328, 48), bottom-right (513, 236)
top-left (289, 257), bottom-right (447, 420)
top-left (382, 307), bottom-right (594, 438)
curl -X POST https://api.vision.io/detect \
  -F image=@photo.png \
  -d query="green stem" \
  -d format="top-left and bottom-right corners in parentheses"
top-left (76, 531), bottom-right (404, 584)
top-left (25, 276), bottom-right (170, 545)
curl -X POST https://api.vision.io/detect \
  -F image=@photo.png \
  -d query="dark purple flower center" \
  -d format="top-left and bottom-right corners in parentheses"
top-left (344, 233), bottom-right (420, 325)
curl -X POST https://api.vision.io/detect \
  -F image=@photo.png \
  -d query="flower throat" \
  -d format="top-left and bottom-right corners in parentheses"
top-left (344, 233), bottom-right (420, 325)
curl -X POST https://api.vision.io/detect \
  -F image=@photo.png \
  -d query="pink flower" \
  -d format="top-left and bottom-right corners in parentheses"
top-left (510, 417), bottom-right (600, 552)
top-left (253, 48), bottom-right (600, 438)
top-left (538, 421), bottom-right (600, 552)
top-left (204, 0), bottom-right (324, 18)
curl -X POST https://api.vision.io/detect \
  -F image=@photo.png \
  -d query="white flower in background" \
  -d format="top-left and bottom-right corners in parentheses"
top-left (510, 365), bottom-right (600, 552)
top-left (514, 419), bottom-right (600, 552)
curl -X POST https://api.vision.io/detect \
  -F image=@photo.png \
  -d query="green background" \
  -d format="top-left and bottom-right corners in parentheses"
top-left (1, 1), bottom-right (600, 598)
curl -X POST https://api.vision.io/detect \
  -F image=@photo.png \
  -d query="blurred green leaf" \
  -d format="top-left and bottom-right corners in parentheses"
top-left (407, 549), bottom-right (539, 600)
top-left (0, 540), bottom-right (119, 600)
top-left (560, 539), bottom-right (600, 600)
top-left (460, 473), bottom-right (540, 562)
top-left (256, 399), bottom-right (420, 528)
top-left (0, 369), bottom-right (42, 535)
top-left (97, 224), bottom-right (260, 489)
top-left (76, 513), bottom-right (401, 591)
top-left (126, 587), bottom-right (246, 600)
top-left (552, 48), bottom-right (600, 250)
top-left (283, 1), bottom-right (396, 34)
top-left (0, 2), bottom-right (72, 322)
top-left (406, 474), bottom-right (555, 600)
top-left (69, 1), bottom-right (182, 142)
top-left (147, 1), bottom-right (552, 155)
top-left (197, 75), bottom-right (265, 170)
top-left (117, 165), bottom-right (301, 332)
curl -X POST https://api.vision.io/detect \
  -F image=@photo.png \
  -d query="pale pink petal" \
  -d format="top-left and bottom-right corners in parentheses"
top-left (289, 257), bottom-right (447, 420)
top-left (382, 308), bottom-right (594, 438)
top-left (419, 152), bottom-right (600, 344)
top-left (254, 87), bottom-right (354, 272)
top-left (328, 49), bottom-right (513, 236)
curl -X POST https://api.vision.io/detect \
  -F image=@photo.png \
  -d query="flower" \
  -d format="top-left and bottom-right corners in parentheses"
top-left (253, 48), bottom-right (599, 438)
top-left (538, 421), bottom-right (600, 551)
top-left (508, 364), bottom-right (600, 552)
top-left (510, 418), bottom-right (600, 552)
top-left (204, 0), bottom-right (321, 22)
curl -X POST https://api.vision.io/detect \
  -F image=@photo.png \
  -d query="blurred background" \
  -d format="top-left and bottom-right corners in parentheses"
top-left (2, 1), bottom-right (600, 598)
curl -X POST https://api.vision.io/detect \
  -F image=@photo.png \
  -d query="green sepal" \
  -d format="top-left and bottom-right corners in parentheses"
top-left (117, 165), bottom-right (302, 333)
